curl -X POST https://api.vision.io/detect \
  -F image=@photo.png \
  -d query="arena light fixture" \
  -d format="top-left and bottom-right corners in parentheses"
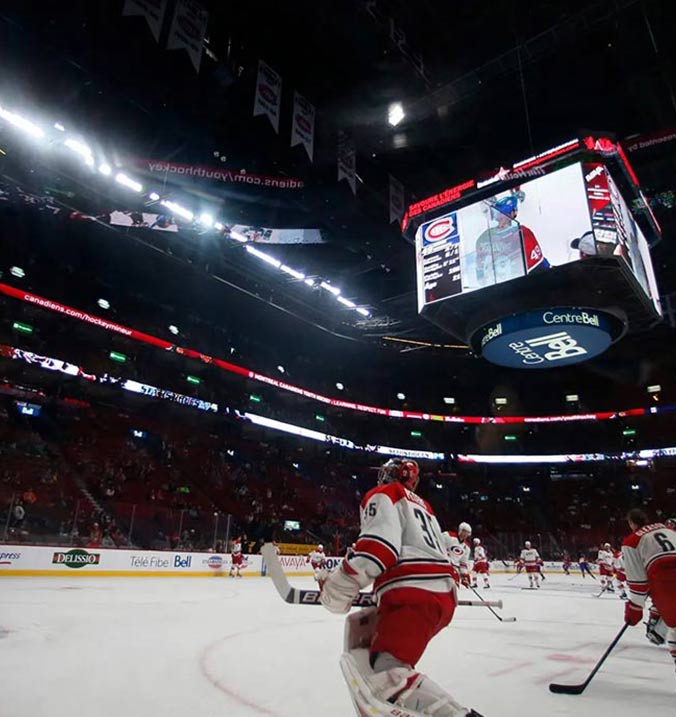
top-left (280, 264), bottom-right (305, 280)
top-left (410, 430), bottom-right (422, 438)
top-left (304, 278), bottom-right (315, 287)
top-left (495, 397), bottom-right (508, 405)
top-left (443, 397), bottom-right (455, 405)
top-left (54, 122), bottom-right (66, 132)
top-left (115, 172), bottom-right (143, 193)
top-left (186, 375), bottom-right (201, 385)
top-left (315, 414), bottom-right (325, 422)
top-left (199, 213), bottom-right (214, 228)
top-left (0, 106), bottom-right (45, 139)
top-left (160, 199), bottom-right (193, 221)
top-left (64, 138), bottom-right (94, 166)
top-left (214, 222), bottom-right (224, 231)
top-left (623, 428), bottom-right (637, 436)
top-left (277, 365), bottom-right (285, 374)
top-left (12, 321), bottom-right (33, 335)
top-left (565, 394), bottom-right (579, 402)
top-left (504, 434), bottom-right (518, 441)
top-left (336, 382), bottom-right (345, 391)
top-left (397, 392), bottom-right (406, 401)
top-left (647, 385), bottom-right (661, 394)
top-left (9, 266), bottom-right (25, 278)
top-left (168, 325), bottom-right (179, 335)
top-left (109, 351), bottom-right (127, 363)
top-left (230, 230), bottom-right (248, 243)
top-left (246, 244), bottom-right (281, 269)
top-left (148, 191), bottom-right (161, 201)
top-left (388, 102), bottom-right (405, 127)
top-left (98, 163), bottom-right (112, 176)
top-left (356, 307), bottom-right (371, 317)
top-left (320, 281), bottom-right (341, 296)
top-left (337, 296), bottom-right (356, 308)
top-left (97, 298), bottom-right (110, 310)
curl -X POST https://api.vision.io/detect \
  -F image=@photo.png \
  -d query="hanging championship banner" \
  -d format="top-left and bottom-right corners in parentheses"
top-left (337, 131), bottom-right (356, 195)
top-left (122, 0), bottom-right (168, 42)
top-left (389, 174), bottom-right (405, 224)
top-left (290, 92), bottom-right (315, 162)
top-left (253, 60), bottom-right (283, 134)
top-left (167, 0), bottom-right (209, 73)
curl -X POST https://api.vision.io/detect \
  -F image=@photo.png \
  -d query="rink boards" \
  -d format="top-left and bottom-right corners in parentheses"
top-left (0, 545), bottom-right (571, 577)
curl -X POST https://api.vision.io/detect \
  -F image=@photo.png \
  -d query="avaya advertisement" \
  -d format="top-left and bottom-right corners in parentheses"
top-left (416, 163), bottom-right (596, 309)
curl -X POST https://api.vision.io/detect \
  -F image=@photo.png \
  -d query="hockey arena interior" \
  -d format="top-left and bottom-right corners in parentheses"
top-left (2, 3), bottom-right (676, 716)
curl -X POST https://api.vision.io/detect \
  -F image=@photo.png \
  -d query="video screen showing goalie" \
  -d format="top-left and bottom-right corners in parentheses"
top-left (417, 163), bottom-right (594, 307)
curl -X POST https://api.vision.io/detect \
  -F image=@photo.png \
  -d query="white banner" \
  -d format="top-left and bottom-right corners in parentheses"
top-left (290, 91), bottom-right (315, 162)
top-left (167, 0), bottom-right (209, 73)
top-left (389, 174), bottom-right (405, 224)
top-left (253, 60), bottom-right (283, 134)
top-left (122, 0), bottom-right (168, 42)
top-left (337, 131), bottom-right (356, 195)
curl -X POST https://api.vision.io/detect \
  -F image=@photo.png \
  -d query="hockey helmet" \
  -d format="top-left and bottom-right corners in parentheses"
top-left (525, 540), bottom-right (532, 548)
top-left (458, 521), bottom-right (472, 537)
top-left (377, 458), bottom-right (420, 492)
top-left (473, 538), bottom-right (481, 545)
top-left (491, 195), bottom-right (519, 221)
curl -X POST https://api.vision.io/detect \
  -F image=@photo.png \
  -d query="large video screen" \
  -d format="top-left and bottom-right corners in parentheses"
top-left (583, 163), bottom-right (661, 315)
top-left (416, 163), bottom-right (593, 308)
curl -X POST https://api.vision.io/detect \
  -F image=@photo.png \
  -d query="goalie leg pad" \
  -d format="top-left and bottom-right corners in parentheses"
top-left (340, 650), bottom-right (473, 717)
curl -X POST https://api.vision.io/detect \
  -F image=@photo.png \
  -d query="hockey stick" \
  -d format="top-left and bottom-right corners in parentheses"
top-left (593, 583), bottom-right (610, 599)
top-left (261, 544), bottom-right (503, 609)
top-left (469, 585), bottom-right (516, 622)
top-left (508, 570), bottom-right (523, 581)
top-left (549, 624), bottom-right (628, 695)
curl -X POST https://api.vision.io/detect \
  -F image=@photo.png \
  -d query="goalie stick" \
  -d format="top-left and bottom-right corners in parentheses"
top-left (549, 624), bottom-right (628, 695)
top-left (261, 544), bottom-right (503, 609)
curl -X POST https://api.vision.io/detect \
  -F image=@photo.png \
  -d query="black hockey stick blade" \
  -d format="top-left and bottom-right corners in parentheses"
top-left (549, 624), bottom-right (628, 695)
top-left (261, 544), bottom-right (503, 609)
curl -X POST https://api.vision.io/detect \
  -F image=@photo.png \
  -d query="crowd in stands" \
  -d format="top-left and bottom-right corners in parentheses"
top-left (1, 394), bottom-right (675, 562)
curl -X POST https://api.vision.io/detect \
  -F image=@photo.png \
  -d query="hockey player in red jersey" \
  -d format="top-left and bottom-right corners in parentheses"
top-left (307, 544), bottom-right (328, 588)
top-left (622, 508), bottom-right (676, 673)
top-left (442, 521), bottom-right (472, 588)
top-left (613, 549), bottom-right (627, 599)
top-left (320, 458), bottom-right (484, 716)
top-left (471, 538), bottom-right (490, 589)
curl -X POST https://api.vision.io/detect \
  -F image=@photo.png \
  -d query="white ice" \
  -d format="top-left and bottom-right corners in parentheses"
top-left (1, 571), bottom-right (674, 717)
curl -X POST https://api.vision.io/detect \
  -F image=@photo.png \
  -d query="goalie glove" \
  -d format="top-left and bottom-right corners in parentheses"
top-left (320, 565), bottom-right (362, 614)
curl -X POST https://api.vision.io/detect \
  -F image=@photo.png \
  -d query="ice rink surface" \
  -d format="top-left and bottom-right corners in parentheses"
top-left (1, 571), bottom-right (674, 717)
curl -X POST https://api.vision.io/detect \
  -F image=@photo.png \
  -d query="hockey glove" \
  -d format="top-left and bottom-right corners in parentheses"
top-left (624, 600), bottom-right (643, 626)
top-left (320, 565), bottom-right (361, 614)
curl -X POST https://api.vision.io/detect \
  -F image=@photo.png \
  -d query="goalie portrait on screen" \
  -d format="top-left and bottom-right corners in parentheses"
top-left (475, 191), bottom-right (551, 287)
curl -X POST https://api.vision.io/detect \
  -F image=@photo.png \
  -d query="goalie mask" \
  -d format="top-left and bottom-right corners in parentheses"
top-left (377, 458), bottom-right (420, 492)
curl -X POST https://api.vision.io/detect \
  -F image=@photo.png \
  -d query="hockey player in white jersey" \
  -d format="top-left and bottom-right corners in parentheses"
top-left (442, 522), bottom-right (472, 588)
top-left (621, 508), bottom-right (676, 674)
top-left (471, 538), bottom-right (490, 589)
top-left (520, 541), bottom-right (541, 589)
top-left (320, 458), bottom-right (484, 716)
top-left (596, 543), bottom-right (615, 592)
top-left (307, 544), bottom-right (328, 587)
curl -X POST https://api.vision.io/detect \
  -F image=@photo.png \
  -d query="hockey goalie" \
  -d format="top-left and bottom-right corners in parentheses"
top-left (319, 457), bottom-right (484, 716)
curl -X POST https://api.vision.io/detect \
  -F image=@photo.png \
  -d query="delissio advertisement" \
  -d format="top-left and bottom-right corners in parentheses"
top-left (416, 163), bottom-right (594, 309)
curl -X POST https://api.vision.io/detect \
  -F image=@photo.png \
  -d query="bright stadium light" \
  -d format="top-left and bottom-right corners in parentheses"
top-left (64, 138), bottom-right (94, 166)
top-left (388, 102), bottom-right (405, 127)
top-left (199, 213), bottom-right (214, 228)
top-left (320, 281), bottom-right (341, 296)
top-left (336, 382), bottom-right (344, 391)
top-left (443, 397), bottom-right (455, 405)
top-left (230, 229), bottom-right (248, 243)
top-left (214, 222), bottom-right (224, 231)
top-left (356, 307), bottom-right (371, 317)
top-left (304, 278), bottom-right (315, 287)
top-left (97, 298), bottom-right (110, 310)
top-left (0, 106), bottom-right (45, 139)
top-left (647, 385), bottom-right (661, 394)
top-left (161, 199), bottom-right (193, 221)
top-left (148, 191), bottom-right (161, 201)
top-left (277, 365), bottom-right (285, 374)
top-left (115, 173), bottom-right (143, 193)
top-left (168, 325), bottom-right (179, 335)
top-left (566, 394), bottom-right (579, 402)
top-left (245, 244), bottom-right (281, 268)
top-left (397, 392), bottom-right (406, 401)
top-left (280, 264), bottom-right (305, 280)
top-left (54, 122), bottom-right (66, 132)
top-left (495, 397), bottom-right (508, 405)
top-left (337, 296), bottom-right (356, 308)
top-left (98, 163), bottom-right (112, 176)
top-left (9, 266), bottom-right (25, 278)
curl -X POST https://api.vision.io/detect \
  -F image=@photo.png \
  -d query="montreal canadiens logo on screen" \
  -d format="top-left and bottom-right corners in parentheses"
top-left (422, 213), bottom-right (458, 244)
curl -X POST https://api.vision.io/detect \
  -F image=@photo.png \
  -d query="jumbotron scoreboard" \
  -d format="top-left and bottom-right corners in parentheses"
top-left (402, 136), bottom-right (662, 368)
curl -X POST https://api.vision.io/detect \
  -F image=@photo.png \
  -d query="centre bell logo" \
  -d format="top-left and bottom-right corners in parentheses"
top-left (525, 331), bottom-right (587, 362)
